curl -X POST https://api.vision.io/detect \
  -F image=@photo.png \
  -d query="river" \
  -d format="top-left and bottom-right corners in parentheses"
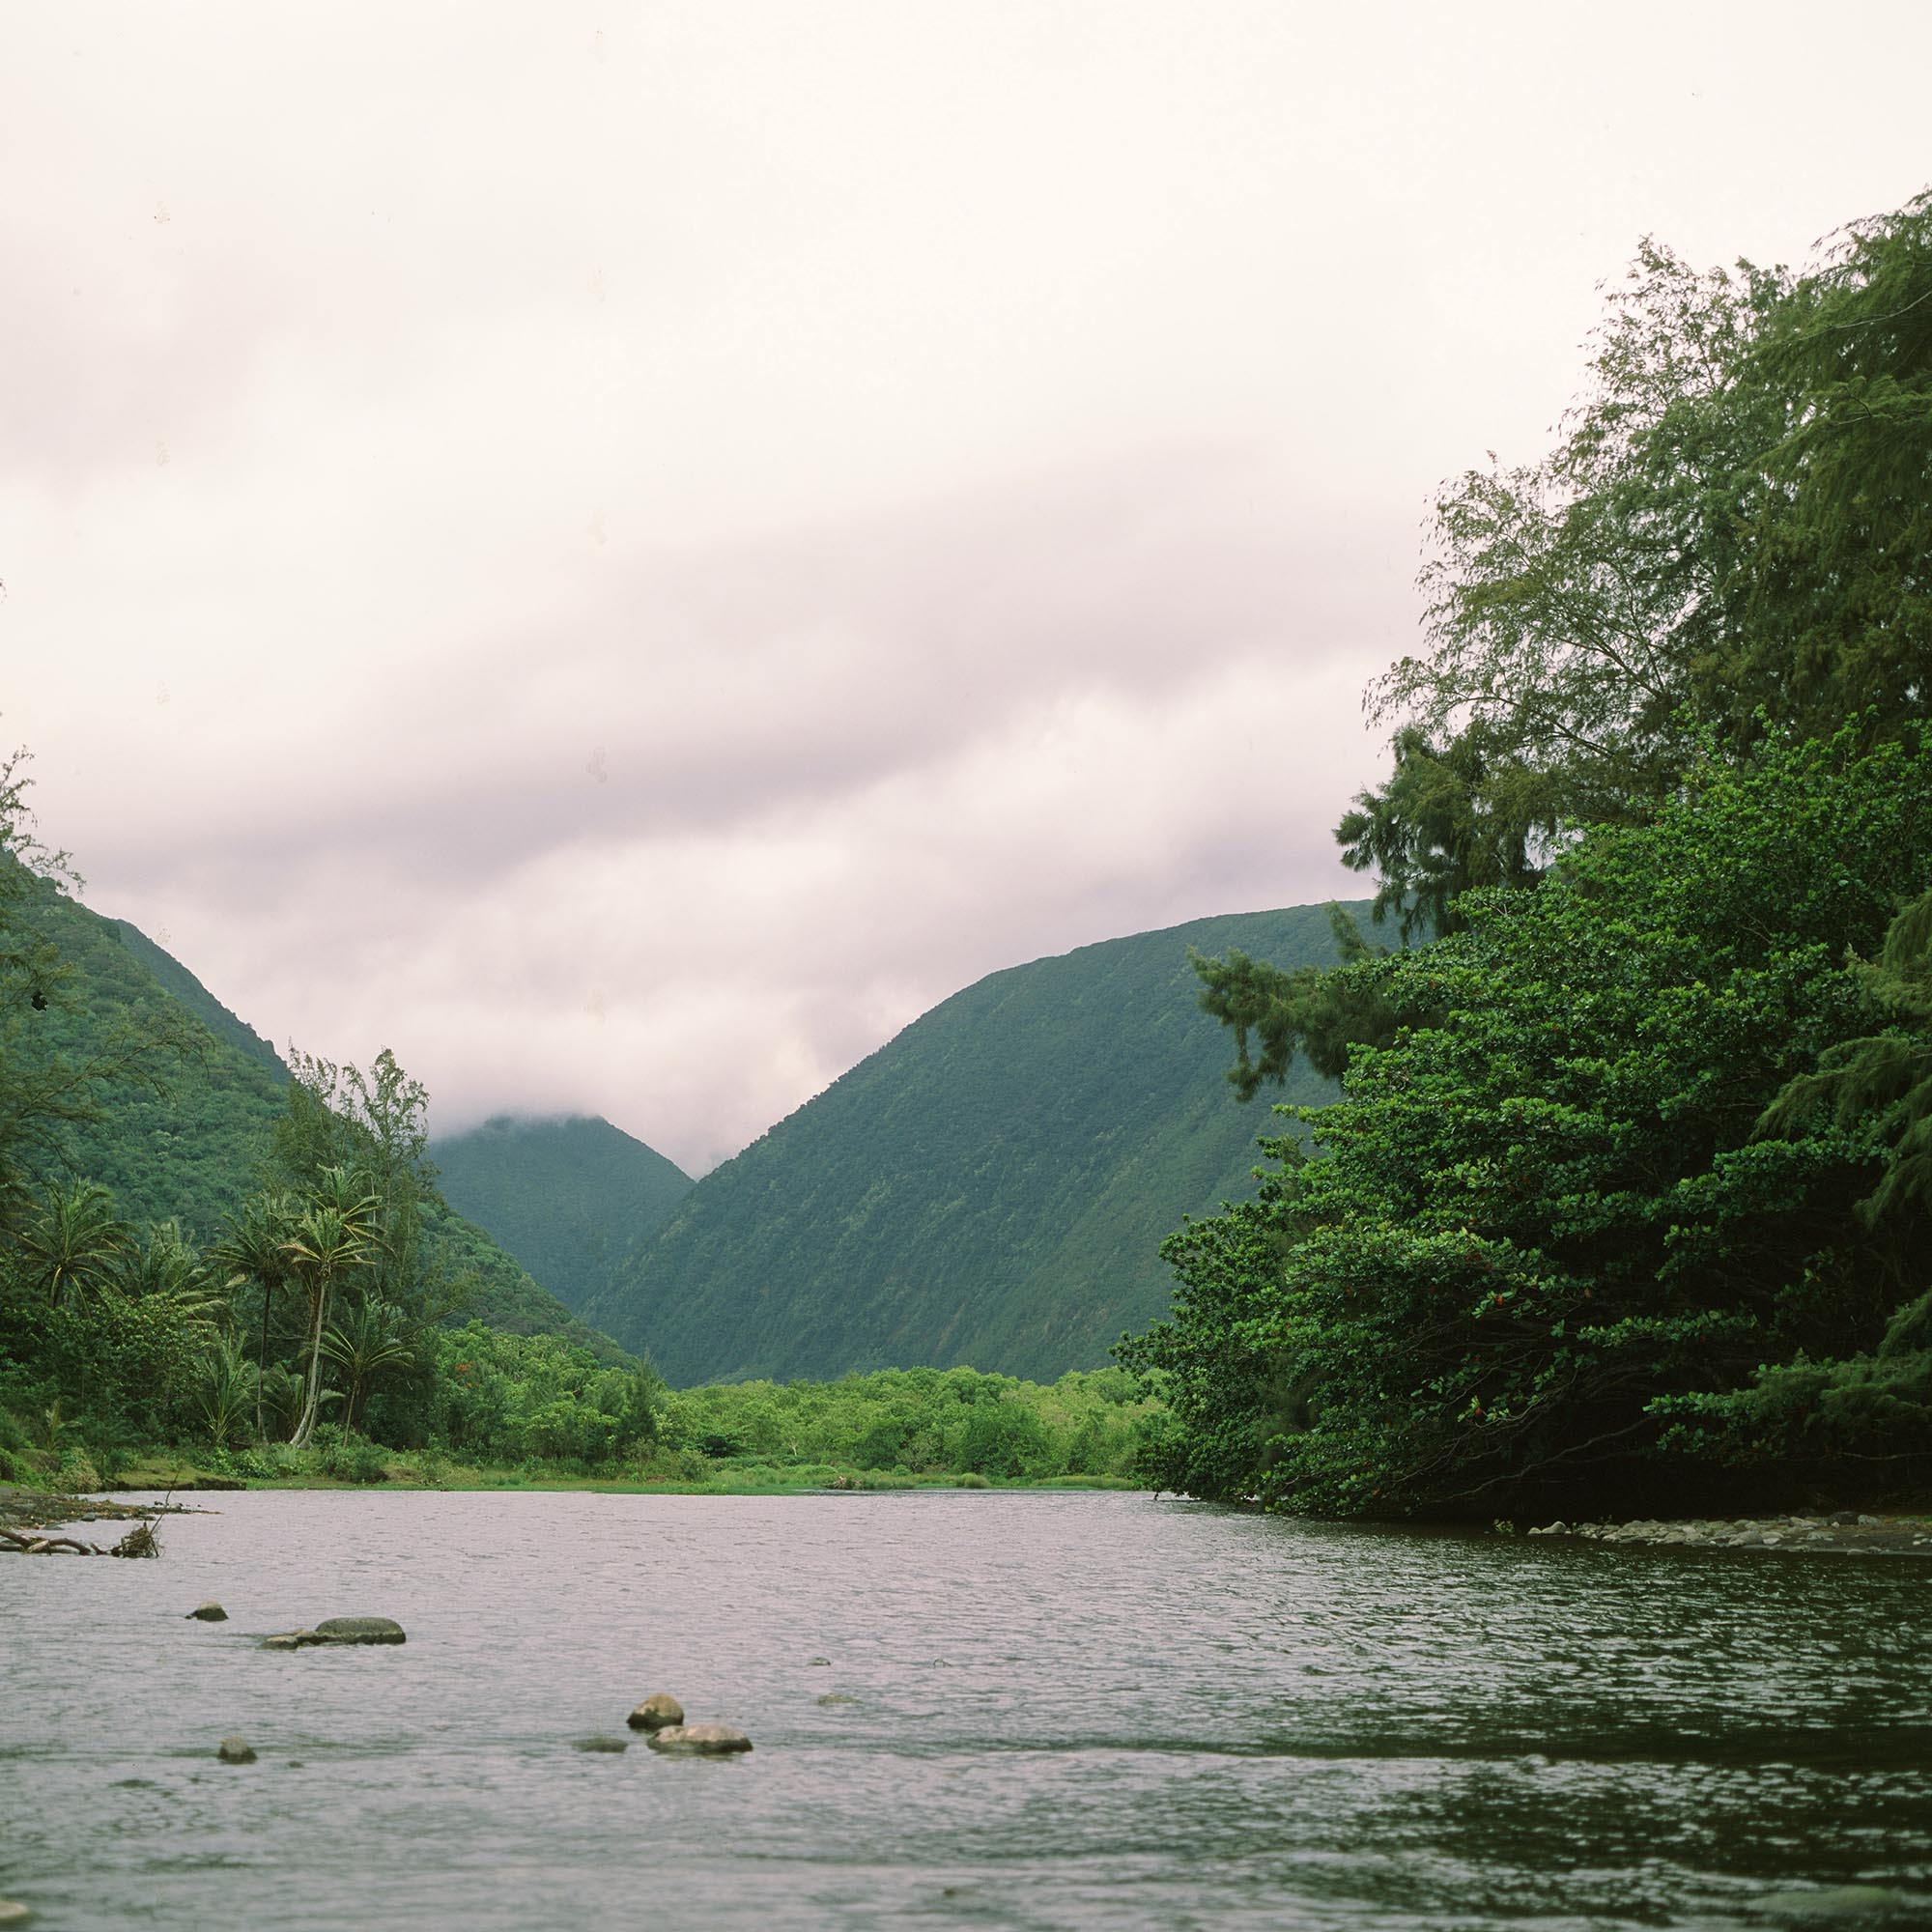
top-left (1, 1489), bottom-right (1926, 1928)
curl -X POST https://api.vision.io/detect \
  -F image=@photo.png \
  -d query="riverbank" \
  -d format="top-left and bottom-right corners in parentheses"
top-left (1526, 1511), bottom-right (1932, 1554)
top-left (4, 1455), bottom-right (1147, 1517)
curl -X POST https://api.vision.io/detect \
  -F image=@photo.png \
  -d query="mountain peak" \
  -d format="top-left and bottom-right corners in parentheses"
top-left (581, 901), bottom-right (1365, 1384)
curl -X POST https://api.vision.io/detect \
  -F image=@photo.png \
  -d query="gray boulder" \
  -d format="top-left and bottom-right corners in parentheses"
top-left (646, 1723), bottom-right (753, 1755)
top-left (262, 1630), bottom-right (326, 1650)
top-left (185, 1602), bottom-right (228, 1623)
top-left (627, 1692), bottom-right (685, 1731)
top-left (216, 1737), bottom-right (257, 1764)
top-left (572, 1736), bottom-right (629, 1753)
top-left (312, 1616), bottom-right (407, 1645)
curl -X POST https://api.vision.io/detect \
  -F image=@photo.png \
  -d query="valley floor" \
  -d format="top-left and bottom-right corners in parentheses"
top-left (5, 1455), bottom-right (1147, 1503)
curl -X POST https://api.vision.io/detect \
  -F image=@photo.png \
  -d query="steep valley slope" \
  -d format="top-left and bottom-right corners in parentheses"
top-left (11, 866), bottom-right (622, 1357)
top-left (432, 1113), bottom-right (692, 1314)
top-left (582, 902), bottom-right (1363, 1384)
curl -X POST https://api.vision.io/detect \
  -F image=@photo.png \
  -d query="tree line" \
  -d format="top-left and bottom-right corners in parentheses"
top-left (0, 820), bottom-right (1152, 1491)
top-left (1124, 189), bottom-right (1932, 1518)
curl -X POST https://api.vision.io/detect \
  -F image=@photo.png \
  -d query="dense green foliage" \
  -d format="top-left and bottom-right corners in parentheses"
top-left (585, 904), bottom-right (1363, 1384)
top-left (1344, 192), bottom-right (1932, 927)
top-left (1139, 190), bottom-right (1932, 1519)
top-left (432, 1113), bottom-right (692, 1315)
top-left (0, 811), bottom-right (648, 1483)
top-left (0, 863), bottom-right (612, 1353)
top-left (1128, 737), bottom-right (1932, 1514)
top-left (662, 1365), bottom-right (1152, 1485)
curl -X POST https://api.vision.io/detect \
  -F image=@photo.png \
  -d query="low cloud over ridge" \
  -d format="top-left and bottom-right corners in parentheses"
top-left (5, 3), bottom-right (1929, 1171)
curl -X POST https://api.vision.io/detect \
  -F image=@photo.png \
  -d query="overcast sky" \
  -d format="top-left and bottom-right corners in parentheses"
top-left (3, 4), bottom-right (1928, 1173)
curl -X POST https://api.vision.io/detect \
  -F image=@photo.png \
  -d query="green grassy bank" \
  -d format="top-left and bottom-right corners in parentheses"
top-left (2, 1360), bottom-right (1161, 1498)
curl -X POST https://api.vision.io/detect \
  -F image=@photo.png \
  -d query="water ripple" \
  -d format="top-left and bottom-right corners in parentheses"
top-left (0, 1490), bottom-right (1925, 1929)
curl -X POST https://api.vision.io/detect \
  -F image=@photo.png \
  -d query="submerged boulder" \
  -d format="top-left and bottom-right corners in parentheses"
top-left (645, 1723), bottom-right (753, 1755)
top-left (312, 1616), bottom-right (407, 1645)
top-left (573, 1736), bottom-right (630, 1753)
top-left (185, 1602), bottom-right (228, 1622)
top-left (626, 1692), bottom-right (684, 1732)
top-left (262, 1630), bottom-right (326, 1650)
top-left (216, 1736), bottom-right (257, 1764)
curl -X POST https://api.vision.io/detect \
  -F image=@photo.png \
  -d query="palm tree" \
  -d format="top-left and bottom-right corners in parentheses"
top-left (258, 1360), bottom-right (306, 1440)
top-left (213, 1191), bottom-right (300, 1437)
top-left (17, 1179), bottom-right (130, 1307)
top-left (196, 1336), bottom-right (260, 1450)
top-left (282, 1166), bottom-right (382, 1448)
top-left (321, 1299), bottom-right (414, 1437)
top-left (113, 1220), bottom-right (225, 1340)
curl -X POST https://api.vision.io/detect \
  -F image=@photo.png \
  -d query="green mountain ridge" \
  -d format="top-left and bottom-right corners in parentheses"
top-left (12, 868), bottom-right (625, 1359)
top-left (432, 1113), bottom-right (693, 1314)
top-left (583, 902), bottom-right (1364, 1384)
top-left (104, 918), bottom-right (290, 1078)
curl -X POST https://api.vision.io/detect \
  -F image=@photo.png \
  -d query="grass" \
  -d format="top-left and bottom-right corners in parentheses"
top-left (88, 1447), bottom-right (1147, 1497)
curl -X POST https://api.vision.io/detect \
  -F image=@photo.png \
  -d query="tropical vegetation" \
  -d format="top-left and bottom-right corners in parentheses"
top-left (1130, 188), bottom-right (1932, 1518)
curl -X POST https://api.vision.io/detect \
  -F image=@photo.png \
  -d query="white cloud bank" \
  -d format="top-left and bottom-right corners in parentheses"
top-left (3, 2), bottom-right (1928, 1170)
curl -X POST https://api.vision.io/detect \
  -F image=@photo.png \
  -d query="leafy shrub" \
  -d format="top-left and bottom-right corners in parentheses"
top-left (319, 1435), bottom-right (390, 1485)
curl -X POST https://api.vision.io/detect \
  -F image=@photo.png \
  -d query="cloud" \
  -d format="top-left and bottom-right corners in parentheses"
top-left (4, 1), bottom-right (1930, 1170)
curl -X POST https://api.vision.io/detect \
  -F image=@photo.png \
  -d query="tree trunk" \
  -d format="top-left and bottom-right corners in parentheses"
top-left (256, 1283), bottom-right (272, 1440)
top-left (290, 1278), bottom-right (331, 1448)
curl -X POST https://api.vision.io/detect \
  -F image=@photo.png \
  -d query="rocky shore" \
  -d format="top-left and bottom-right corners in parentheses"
top-left (0, 1488), bottom-right (184, 1534)
top-left (1527, 1511), bottom-right (1932, 1553)
top-left (1, 1484), bottom-right (208, 1530)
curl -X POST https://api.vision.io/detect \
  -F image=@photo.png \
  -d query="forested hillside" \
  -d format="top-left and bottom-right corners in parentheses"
top-left (585, 903), bottom-right (1364, 1384)
top-left (432, 1114), bottom-right (692, 1314)
top-left (4, 864), bottom-right (612, 1351)
top-left (1133, 188), bottom-right (1932, 1519)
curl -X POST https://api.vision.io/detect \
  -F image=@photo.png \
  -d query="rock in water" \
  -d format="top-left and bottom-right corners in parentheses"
top-left (626, 1692), bottom-right (685, 1731)
top-left (645, 1723), bottom-right (753, 1755)
top-left (0, 1900), bottom-right (31, 1925)
top-left (573, 1736), bottom-right (630, 1753)
top-left (185, 1602), bottom-right (228, 1622)
top-left (312, 1616), bottom-right (407, 1645)
top-left (216, 1737), bottom-right (257, 1764)
top-left (262, 1630), bottom-right (326, 1650)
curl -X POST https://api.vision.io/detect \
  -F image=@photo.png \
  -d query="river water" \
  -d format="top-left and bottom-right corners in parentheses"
top-left (1, 1489), bottom-right (1927, 1929)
